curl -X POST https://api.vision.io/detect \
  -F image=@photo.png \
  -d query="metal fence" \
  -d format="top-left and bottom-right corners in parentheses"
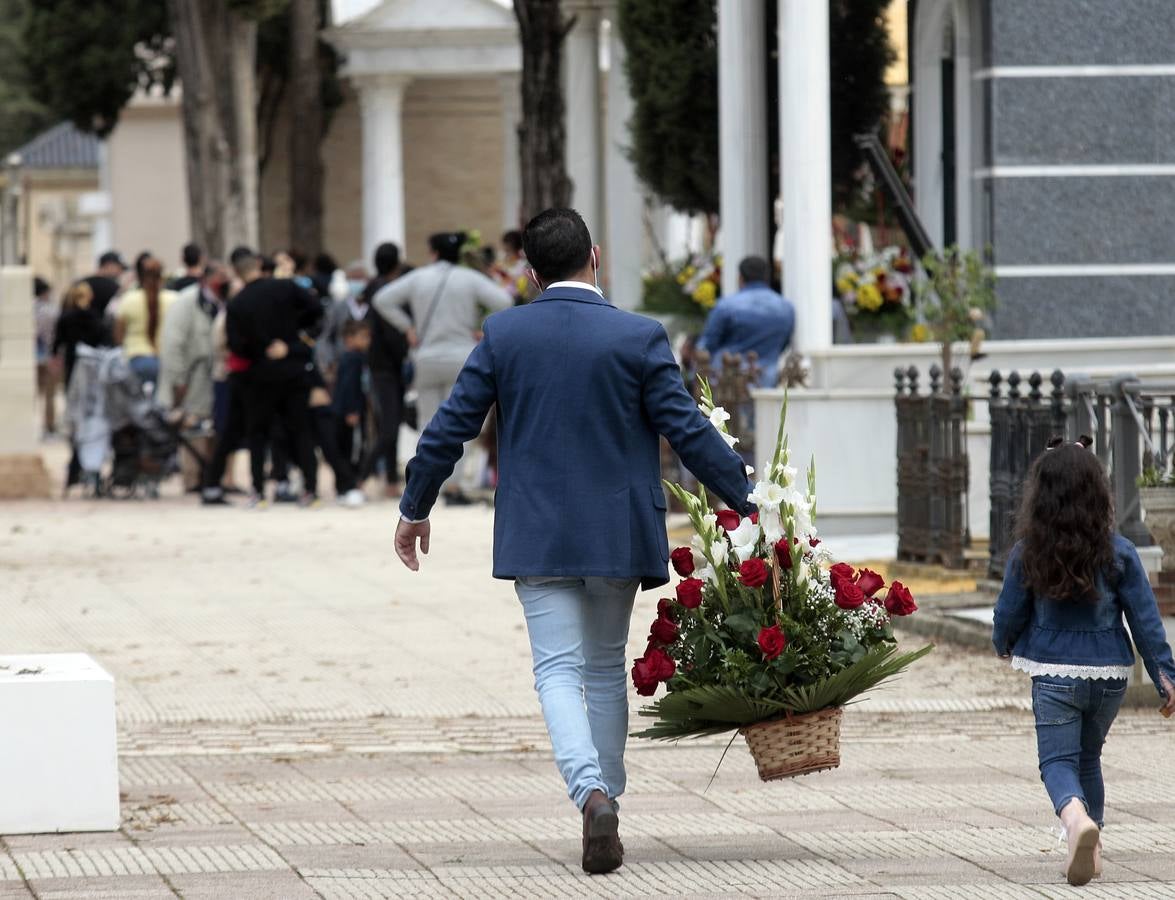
top-left (894, 364), bottom-right (969, 568)
top-left (1065, 375), bottom-right (1167, 549)
top-left (987, 370), bottom-right (1068, 579)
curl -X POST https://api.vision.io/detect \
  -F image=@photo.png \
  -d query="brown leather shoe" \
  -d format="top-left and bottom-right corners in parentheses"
top-left (581, 790), bottom-right (623, 874)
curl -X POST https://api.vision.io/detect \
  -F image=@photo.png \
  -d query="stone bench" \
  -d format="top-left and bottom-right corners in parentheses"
top-left (0, 654), bottom-right (118, 834)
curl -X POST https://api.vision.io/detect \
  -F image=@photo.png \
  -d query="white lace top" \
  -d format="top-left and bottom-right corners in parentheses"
top-left (1011, 656), bottom-right (1132, 681)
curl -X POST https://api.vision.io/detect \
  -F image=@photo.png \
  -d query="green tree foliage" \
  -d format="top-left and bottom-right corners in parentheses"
top-left (0, 0), bottom-right (53, 154)
top-left (617, 0), bottom-right (719, 215)
top-left (23, 0), bottom-right (173, 137)
top-left (829, 0), bottom-right (896, 206)
top-left (619, 0), bottom-right (895, 215)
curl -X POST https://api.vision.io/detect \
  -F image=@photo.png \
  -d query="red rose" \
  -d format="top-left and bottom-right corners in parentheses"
top-left (885, 581), bottom-right (918, 616)
top-left (670, 547), bottom-right (695, 577)
top-left (757, 624), bottom-right (787, 660)
top-left (750, 512), bottom-right (759, 525)
top-left (829, 562), bottom-right (855, 584)
top-left (716, 509), bottom-right (741, 533)
top-left (676, 578), bottom-right (704, 609)
top-left (738, 558), bottom-right (770, 588)
top-left (774, 539), bottom-right (793, 569)
top-left (834, 578), bottom-right (866, 610)
top-left (632, 647), bottom-right (676, 695)
top-left (650, 615), bottom-right (679, 645)
top-left (657, 598), bottom-right (675, 618)
top-left (855, 568), bottom-right (885, 597)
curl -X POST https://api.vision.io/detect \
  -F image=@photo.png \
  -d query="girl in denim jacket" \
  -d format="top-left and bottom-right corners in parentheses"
top-left (993, 438), bottom-right (1175, 886)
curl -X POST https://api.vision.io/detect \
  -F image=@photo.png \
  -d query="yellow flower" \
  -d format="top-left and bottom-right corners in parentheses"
top-left (910, 323), bottom-right (931, 343)
top-left (684, 266), bottom-right (696, 277)
top-left (835, 276), bottom-right (855, 297)
top-left (515, 275), bottom-right (530, 295)
top-left (692, 280), bottom-right (718, 308)
top-left (676, 273), bottom-right (688, 285)
top-left (857, 283), bottom-right (883, 312)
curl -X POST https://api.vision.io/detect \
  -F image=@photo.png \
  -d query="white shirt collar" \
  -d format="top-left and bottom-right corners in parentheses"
top-left (545, 280), bottom-right (604, 297)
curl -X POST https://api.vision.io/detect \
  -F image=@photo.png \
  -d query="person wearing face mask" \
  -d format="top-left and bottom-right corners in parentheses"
top-left (315, 260), bottom-right (370, 387)
top-left (373, 231), bottom-right (512, 504)
top-left (158, 261), bottom-right (231, 493)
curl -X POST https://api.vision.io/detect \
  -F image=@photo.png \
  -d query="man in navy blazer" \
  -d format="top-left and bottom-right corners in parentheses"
top-left (395, 208), bottom-right (752, 874)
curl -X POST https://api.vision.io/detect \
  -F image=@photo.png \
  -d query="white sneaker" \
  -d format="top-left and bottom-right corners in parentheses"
top-left (340, 488), bottom-right (366, 508)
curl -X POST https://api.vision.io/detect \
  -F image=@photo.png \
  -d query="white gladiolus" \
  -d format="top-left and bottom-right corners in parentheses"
top-left (745, 464), bottom-right (755, 476)
top-left (727, 517), bottom-right (760, 563)
top-left (760, 507), bottom-right (785, 543)
top-left (780, 464), bottom-right (798, 486)
top-left (697, 564), bottom-right (717, 584)
top-left (720, 431), bottom-right (739, 449)
top-left (708, 407), bottom-right (731, 429)
top-left (700, 512), bottom-right (718, 534)
top-left (748, 481), bottom-right (787, 510)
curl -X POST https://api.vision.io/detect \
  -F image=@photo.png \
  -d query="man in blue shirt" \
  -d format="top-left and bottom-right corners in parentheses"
top-left (698, 256), bottom-right (795, 387)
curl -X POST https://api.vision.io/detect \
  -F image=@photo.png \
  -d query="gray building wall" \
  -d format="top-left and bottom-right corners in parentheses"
top-left (984, 0), bottom-right (1175, 340)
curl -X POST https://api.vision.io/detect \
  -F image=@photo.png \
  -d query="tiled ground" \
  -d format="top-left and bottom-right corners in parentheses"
top-left (2, 499), bottom-right (1173, 898)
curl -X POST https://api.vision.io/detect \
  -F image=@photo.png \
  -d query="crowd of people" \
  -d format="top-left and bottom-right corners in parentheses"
top-left (34, 230), bottom-right (525, 507)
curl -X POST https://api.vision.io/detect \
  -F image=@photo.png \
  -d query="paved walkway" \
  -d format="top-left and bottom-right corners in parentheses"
top-left (2, 497), bottom-right (1174, 898)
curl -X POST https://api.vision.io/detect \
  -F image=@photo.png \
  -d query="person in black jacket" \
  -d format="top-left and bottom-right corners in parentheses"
top-left (225, 252), bottom-right (323, 507)
top-left (360, 242), bottom-right (410, 498)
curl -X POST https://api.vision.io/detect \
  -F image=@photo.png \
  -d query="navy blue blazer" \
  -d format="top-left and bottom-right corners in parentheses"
top-left (399, 285), bottom-right (754, 589)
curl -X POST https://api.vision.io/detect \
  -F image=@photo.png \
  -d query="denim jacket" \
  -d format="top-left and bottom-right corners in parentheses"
top-left (992, 534), bottom-right (1175, 696)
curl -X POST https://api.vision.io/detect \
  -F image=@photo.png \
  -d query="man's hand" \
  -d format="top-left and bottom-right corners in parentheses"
top-left (395, 519), bottom-right (430, 571)
top-left (1160, 674), bottom-right (1175, 718)
top-left (266, 339), bottom-right (289, 360)
top-left (345, 413), bottom-right (360, 427)
top-left (405, 327), bottom-right (419, 348)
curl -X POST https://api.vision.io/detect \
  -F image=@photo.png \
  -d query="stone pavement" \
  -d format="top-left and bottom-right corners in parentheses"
top-left (2, 496), bottom-right (1174, 898)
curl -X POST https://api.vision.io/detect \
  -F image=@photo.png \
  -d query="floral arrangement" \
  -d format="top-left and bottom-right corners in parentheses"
top-left (915, 245), bottom-right (996, 373)
top-left (632, 380), bottom-right (932, 741)
top-left (834, 246), bottom-right (915, 338)
top-left (641, 251), bottom-right (723, 319)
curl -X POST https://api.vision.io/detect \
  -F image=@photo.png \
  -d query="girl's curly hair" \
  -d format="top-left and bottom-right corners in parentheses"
top-left (1015, 438), bottom-right (1115, 602)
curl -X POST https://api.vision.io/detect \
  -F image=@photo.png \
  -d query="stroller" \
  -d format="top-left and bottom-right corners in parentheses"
top-left (66, 345), bottom-right (182, 498)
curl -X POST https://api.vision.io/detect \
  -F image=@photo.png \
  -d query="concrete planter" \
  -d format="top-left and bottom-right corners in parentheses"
top-left (1139, 486), bottom-right (1175, 569)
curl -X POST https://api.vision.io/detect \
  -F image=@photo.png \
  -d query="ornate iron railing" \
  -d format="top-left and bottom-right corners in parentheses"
top-left (987, 370), bottom-right (1068, 579)
top-left (1065, 375), bottom-right (1169, 549)
top-left (894, 364), bottom-right (969, 568)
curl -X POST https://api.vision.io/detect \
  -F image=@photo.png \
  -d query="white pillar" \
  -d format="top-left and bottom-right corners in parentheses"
top-left (603, 12), bottom-right (642, 310)
top-left (718, 0), bottom-right (769, 299)
top-left (564, 1), bottom-right (603, 238)
top-left (356, 74), bottom-right (409, 263)
top-left (499, 74), bottom-right (522, 231)
top-left (780, 0), bottom-right (832, 353)
top-left (0, 266), bottom-right (50, 496)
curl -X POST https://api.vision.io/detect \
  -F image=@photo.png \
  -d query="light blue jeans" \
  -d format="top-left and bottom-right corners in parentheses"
top-left (515, 575), bottom-right (639, 811)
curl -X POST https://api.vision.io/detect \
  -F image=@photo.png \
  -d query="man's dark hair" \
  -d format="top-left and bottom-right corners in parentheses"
top-left (738, 256), bottom-right (771, 284)
top-left (98, 250), bottom-right (125, 270)
top-left (34, 276), bottom-right (50, 297)
top-left (522, 209), bottom-right (592, 283)
top-left (229, 245), bottom-right (255, 266)
top-left (182, 243), bottom-right (202, 267)
top-left (429, 232), bottom-right (465, 264)
top-left (502, 229), bottom-right (523, 254)
top-left (259, 256), bottom-right (276, 276)
top-left (374, 242), bottom-right (400, 277)
top-left (314, 253), bottom-right (337, 275)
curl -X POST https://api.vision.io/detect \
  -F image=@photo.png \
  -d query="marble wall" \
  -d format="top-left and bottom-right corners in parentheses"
top-left (980, 0), bottom-right (1175, 339)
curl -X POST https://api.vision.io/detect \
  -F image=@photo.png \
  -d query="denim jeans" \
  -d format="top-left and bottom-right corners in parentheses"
top-left (1032, 675), bottom-right (1127, 827)
top-left (128, 355), bottom-right (159, 391)
top-left (515, 576), bottom-right (639, 810)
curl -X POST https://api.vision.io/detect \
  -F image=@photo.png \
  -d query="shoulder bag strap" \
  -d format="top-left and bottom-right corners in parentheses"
top-left (414, 265), bottom-right (453, 345)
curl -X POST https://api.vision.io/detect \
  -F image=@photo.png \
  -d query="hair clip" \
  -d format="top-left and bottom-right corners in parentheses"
top-left (1045, 435), bottom-right (1093, 450)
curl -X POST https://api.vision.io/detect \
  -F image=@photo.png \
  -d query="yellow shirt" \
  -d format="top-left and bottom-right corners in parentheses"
top-left (118, 288), bottom-right (178, 359)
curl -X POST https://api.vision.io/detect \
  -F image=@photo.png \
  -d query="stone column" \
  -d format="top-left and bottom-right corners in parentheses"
top-left (499, 73), bottom-right (523, 231)
top-left (718, 0), bottom-right (769, 298)
top-left (779, 0), bottom-right (833, 352)
top-left (564, 1), bottom-right (603, 238)
top-left (0, 266), bottom-right (50, 497)
top-left (356, 74), bottom-right (410, 263)
top-left (603, 10), bottom-right (642, 310)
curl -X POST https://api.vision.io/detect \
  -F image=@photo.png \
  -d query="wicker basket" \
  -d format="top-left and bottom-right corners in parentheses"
top-left (739, 707), bottom-right (843, 781)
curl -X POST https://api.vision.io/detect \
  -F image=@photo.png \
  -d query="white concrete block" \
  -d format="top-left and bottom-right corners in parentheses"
top-left (0, 654), bottom-right (119, 834)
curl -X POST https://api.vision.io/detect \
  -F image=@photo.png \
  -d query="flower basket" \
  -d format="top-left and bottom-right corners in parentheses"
top-left (630, 380), bottom-right (933, 783)
top-left (740, 707), bottom-right (842, 780)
